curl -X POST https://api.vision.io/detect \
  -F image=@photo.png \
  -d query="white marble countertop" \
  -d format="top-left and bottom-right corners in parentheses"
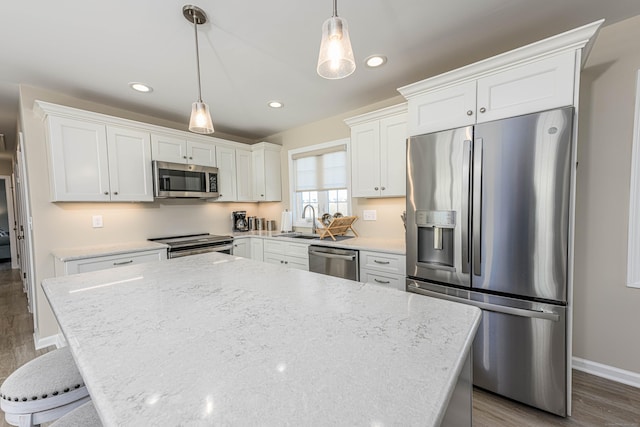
top-left (233, 231), bottom-right (406, 255)
top-left (43, 253), bottom-right (479, 426)
top-left (51, 241), bottom-right (168, 261)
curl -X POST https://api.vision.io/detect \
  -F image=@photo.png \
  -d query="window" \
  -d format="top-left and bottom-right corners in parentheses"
top-left (289, 139), bottom-right (351, 228)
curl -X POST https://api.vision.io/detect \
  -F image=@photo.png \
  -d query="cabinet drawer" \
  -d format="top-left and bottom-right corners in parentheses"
top-left (70, 250), bottom-right (165, 275)
top-left (360, 251), bottom-right (406, 275)
top-left (263, 240), bottom-right (285, 255)
top-left (285, 242), bottom-right (309, 259)
top-left (361, 270), bottom-right (406, 291)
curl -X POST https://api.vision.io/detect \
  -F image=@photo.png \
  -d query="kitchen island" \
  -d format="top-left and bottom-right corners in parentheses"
top-left (42, 253), bottom-right (480, 426)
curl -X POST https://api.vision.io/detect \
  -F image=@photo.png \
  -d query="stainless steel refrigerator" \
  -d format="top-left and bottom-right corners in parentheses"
top-left (406, 107), bottom-right (573, 416)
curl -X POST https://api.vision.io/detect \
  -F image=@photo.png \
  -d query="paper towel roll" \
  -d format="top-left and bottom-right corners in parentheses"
top-left (281, 210), bottom-right (293, 232)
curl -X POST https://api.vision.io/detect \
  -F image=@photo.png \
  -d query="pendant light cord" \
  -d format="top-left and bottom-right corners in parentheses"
top-left (333, 0), bottom-right (338, 17)
top-left (193, 15), bottom-right (203, 103)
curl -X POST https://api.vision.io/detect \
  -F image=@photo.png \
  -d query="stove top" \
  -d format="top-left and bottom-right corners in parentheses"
top-left (149, 233), bottom-right (233, 248)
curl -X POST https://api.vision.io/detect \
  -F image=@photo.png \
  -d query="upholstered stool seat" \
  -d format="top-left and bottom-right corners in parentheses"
top-left (50, 401), bottom-right (101, 426)
top-left (0, 347), bottom-right (90, 427)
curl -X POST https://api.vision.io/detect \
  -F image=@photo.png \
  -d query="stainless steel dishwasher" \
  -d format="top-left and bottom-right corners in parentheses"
top-left (308, 245), bottom-right (359, 281)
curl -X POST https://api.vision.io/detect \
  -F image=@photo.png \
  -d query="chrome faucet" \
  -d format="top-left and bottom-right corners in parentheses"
top-left (302, 204), bottom-right (316, 234)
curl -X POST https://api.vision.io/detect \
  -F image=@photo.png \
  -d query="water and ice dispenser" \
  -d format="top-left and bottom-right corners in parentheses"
top-left (416, 210), bottom-right (456, 271)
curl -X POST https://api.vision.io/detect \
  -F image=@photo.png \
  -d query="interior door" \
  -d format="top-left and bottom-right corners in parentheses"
top-left (472, 107), bottom-right (573, 302)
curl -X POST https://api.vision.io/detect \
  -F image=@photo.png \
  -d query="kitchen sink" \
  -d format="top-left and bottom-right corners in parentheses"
top-left (275, 233), bottom-right (319, 239)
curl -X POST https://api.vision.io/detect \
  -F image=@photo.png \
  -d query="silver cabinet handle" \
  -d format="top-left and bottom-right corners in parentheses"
top-left (467, 110), bottom-right (473, 116)
top-left (373, 260), bottom-right (390, 265)
top-left (479, 107), bottom-right (486, 113)
top-left (374, 279), bottom-right (391, 284)
top-left (113, 260), bottom-right (133, 266)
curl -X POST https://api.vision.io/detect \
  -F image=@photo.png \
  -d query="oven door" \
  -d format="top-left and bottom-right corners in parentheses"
top-left (168, 243), bottom-right (233, 259)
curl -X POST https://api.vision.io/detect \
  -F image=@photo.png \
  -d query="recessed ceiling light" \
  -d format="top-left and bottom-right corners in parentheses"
top-left (129, 82), bottom-right (153, 93)
top-left (268, 101), bottom-right (284, 108)
top-left (365, 55), bottom-right (387, 68)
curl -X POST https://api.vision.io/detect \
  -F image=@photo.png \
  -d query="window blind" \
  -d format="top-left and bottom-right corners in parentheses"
top-left (293, 145), bottom-right (347, 191)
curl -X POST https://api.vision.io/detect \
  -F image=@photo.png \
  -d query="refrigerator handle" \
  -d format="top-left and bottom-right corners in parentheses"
top-left (461, 140), bottom-right (472, 274)
top-left (472, 138), bottom-right (483, 276)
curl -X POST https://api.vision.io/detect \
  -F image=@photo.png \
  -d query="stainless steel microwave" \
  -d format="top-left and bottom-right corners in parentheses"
top-left (153, 161), bottom-right (219, 198)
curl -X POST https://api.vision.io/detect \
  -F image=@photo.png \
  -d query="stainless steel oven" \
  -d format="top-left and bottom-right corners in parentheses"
top-left (149, 234), bottom-right (233, 258)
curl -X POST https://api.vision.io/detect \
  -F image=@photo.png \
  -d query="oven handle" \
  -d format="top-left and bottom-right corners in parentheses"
top-left (309, 250), bottom-right (356, 261)
top-left (169, 244), bottom-right (233, 258)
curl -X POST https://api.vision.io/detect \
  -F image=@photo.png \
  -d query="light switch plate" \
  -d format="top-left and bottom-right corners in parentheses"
top-left (92, 215), bottom-right (103, 228)
top-left (363, 210), bottom-right (377, 221)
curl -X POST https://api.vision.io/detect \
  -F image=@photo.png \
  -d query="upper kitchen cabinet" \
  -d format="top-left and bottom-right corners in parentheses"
top-left (36, 104), bottom-right (154, 202)
top-left (399, 20), bottom-right (604, 136)
top-left (235, 148), bottom-right (252, 202)
top-left (214, 145), bottom-right (237, 202)
top-left (252, 142), bottom-right (282, 202)
top-left (150, 133), bottom-right (216, 167)
top-left (346, 104), bottom-right (407, 198)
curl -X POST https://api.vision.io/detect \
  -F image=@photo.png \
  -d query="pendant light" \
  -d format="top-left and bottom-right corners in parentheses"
top-left (183, 5), bottom-right (214, 134)
top-left (317, 0), bottom-right (356, 79)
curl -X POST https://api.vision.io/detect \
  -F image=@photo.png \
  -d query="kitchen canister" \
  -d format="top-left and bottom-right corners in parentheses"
top-left (266, 220), bottom-right (277, 231)
top-left (256, 218), bottom-right (266, 231)
top-left (280, 210), bottom-right (293, 232)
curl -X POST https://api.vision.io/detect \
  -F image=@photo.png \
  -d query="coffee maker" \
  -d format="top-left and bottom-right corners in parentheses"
top-left (232, 211), bottom-right (249, 232)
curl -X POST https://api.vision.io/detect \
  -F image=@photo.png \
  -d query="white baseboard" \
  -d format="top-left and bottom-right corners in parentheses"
top-left (573, 356), bottom-right (640, 389)
top-left (33, 331), bottom-right (59, 350)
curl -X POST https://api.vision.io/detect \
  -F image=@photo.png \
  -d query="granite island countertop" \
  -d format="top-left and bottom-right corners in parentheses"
top-left (43, 253), bottom-right (479, 426)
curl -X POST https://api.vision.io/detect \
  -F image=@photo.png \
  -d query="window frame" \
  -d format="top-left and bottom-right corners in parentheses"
top-left (288, 138), bottom-right (352, 229)
top-left (627, 70), bottom-right (640, 288)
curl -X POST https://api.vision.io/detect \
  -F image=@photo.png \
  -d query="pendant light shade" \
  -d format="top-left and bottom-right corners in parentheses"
top-left (184, 5), bottom-right (214, 134)
top-left (317, 0), bottom-right (356, 79)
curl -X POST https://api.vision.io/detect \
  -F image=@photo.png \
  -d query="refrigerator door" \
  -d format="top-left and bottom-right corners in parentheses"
top-left (407, 126), bottom-right (473, 288)
top-left (472, 107), bottom-right (573, 302)
top-left (407, 279), bottom-right (567, 417)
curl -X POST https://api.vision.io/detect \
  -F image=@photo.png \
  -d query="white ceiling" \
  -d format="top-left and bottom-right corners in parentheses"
top-left (2, 0), bottom-right (640, 151)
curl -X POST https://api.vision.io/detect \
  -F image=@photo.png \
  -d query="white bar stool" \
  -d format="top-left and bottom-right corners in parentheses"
top-left (0, 347), bottom-right (90, 427)
top-left (50, 401), bottom-right (101, 426)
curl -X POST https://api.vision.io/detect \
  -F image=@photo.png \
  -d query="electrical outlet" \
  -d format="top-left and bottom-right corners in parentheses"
top-left (92, 215), bottom-right (103, 228)
top-left (363, 210), bottom-right (377, 221)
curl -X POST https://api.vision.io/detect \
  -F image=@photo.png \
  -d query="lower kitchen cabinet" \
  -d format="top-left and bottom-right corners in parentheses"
top-left (251, 238), bottom-right (264, 261)
top-left (360, 250), bottom-right (406, 291)
top-left (232, 238), bottom-right (250, 258)
top-left (54, 248), bottom-right (167, 276)
top-left (263, 240), bottom-right (309, 270)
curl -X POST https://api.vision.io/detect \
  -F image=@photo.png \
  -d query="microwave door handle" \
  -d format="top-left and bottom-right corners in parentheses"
top-left (461, 139), bottom-right (471, 274)
top-left (472, 138), bottom-right (483, 276)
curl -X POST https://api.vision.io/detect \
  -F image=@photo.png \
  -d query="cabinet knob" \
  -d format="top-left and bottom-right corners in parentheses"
top-left (104, 191), bottom-right (109, 195)
top-left (189, 156), bottom-right (193, 160)
top-left (261, 194), bottom-right (264, 197)
top-left (467, 110), bottom-right (473, 116)
top-left (374, 187), bottom-right (379, 191)
top-left (381, 186), bottom-right (386, 191)
top-left (183, 155), bottom-right (187, 159)
top-left (479, 107), bottom-right (487, 113)
top-left (285, 261), bottom-right (288, 264)
top-left (280, 260), bottom-right (284, 264)
top-left (113, 191), bottom-right (118, 195)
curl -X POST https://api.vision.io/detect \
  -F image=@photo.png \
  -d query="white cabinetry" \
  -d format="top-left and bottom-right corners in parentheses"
top-left (263, 240), bottom-right (308, 270)
top-left (346, 104), bottom-right (407, 198)
top-left (235, 148), bottom-right (253, 202)
top-left (44, 115), bottom-right (153, 202)
top-left (251, 238), bottom-right (264, 261)
top-left (400, 48), bottom-right (578, 136)
top-left (215, 146), bottom-right (237, 201)
top-left (252, 142), bottom-right (282, 202)
top-left (54, 248), bottom-right (166, 276)
top-left (151, 133), bottom-right (216, 166)
top-left (360, 250), bottom-right (406, 291)
top-left (232, 238), bottom-right (250, 258)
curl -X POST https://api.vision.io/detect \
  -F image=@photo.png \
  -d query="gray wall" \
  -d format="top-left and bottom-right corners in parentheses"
top-left (573, 15), bottom-right (640, 374)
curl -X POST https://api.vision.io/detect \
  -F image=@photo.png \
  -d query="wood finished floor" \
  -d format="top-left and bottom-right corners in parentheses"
top-left (0, 263), bottom-right (639, 426)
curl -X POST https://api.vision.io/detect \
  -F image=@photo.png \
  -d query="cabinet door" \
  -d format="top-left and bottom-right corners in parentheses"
top-left (151, 134), bottom-right (187, 163)
top-left (214, 146), bottom-right (237, 201)
top-left (232, 239), bottom-right (250, 258)
top-left (251, 149), bottom-right (266, 201)
top-left (379, 113), bottom-right (408, 197)
top-left (251, 238), bottom-right (264, 261)
top-left (350, 122), bottom-right (381, 197)
top-left (235, 148), bottom-right (253, 201)
top-left (476, 51), bottom-right (575, 123)
top-left (47, 116), bottom-right (110, 201)
top-left (187, 140), bottom-right (216, 167)
top-left (106, 126), bottom-right (153, 202)
top-left (263, 149), bottom-right (282, 201)
top-left (408, 81), bottom-right (476, 136)
top-left (263, 252), bottom-right (285, 266)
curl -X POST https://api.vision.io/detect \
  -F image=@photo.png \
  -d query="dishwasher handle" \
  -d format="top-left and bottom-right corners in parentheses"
top-left (309, 250), bottom-right (356, 261)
